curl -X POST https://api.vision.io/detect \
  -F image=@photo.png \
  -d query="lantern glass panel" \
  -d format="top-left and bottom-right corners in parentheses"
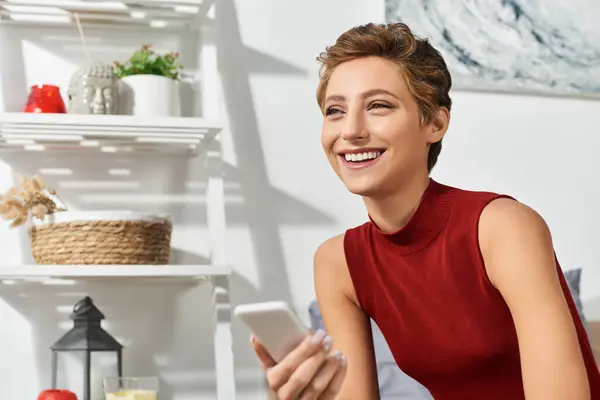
top-left (55, 350), bottom-right (120, 400)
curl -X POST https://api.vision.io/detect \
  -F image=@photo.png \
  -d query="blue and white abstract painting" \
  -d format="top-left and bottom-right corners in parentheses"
top-left (385, 0), bottom-right (600, 97)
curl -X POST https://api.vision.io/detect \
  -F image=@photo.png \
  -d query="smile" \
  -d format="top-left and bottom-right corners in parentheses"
top-left (344, 151), bottom-right (382, 162)
top-left (339, 149), bottom-right (385, 169)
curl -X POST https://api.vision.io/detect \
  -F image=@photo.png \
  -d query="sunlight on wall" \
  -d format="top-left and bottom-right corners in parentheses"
top-left (0, 297), bottom-right (39, 397)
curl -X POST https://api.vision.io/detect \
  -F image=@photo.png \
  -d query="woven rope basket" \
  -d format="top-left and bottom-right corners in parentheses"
top-left (29, 212), bottom-right (172, 265)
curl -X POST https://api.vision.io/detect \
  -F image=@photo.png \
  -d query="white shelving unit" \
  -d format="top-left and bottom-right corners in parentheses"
top-left (0, 112), bottom-right (223, 154)
top-left (0, 264), bottom-right (231, 281)
top-left (0, 117), bottom-right (237, 399)
top-left (0, 1), bottom-right (237, 399)
top-left (0, 0), bottom-right (215, 30)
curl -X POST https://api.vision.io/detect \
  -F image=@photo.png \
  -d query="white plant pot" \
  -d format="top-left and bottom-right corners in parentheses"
top-left (118, 75), bottom-right (181, 117)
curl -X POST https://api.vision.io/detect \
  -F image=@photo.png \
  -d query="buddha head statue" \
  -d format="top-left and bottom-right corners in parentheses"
top-left (67, 61), bottom-right (118, 114)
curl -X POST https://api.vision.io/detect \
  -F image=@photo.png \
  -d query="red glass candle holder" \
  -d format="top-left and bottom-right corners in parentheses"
top-left (25, 84), bottom-right (67, 113)
top-left (37, 389), bottom-right (78, 400)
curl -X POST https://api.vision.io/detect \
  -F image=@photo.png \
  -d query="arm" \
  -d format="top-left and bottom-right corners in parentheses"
top-left (314, 234), bottom-right (380, 399)
top-left (479, 198), bottom-right (590, 400)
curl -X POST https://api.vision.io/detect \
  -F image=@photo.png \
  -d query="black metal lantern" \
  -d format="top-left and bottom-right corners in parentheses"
top-left (51, 296), bottom-right (123, 400)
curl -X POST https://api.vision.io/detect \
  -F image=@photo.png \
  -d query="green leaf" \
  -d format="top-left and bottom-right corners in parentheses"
top-left (113, 44), bottom-right (183, 80)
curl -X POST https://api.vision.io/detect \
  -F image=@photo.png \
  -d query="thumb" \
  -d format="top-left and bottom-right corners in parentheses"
top-left (251, 335), bottom-right (277, 368)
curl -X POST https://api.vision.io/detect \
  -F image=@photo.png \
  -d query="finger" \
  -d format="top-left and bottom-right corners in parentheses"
top-left (251, 335), bottom-right (277, 369)
top-left (277, 348), bottom-right (329, 400)
top-left (298, 350), bottom-right (345, 400)
top-left (267, 329), bottom-right (330, 391)
top-left (320, 352), bottom-right (348, 400)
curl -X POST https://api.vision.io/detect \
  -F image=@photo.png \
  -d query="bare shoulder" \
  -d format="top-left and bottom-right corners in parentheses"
top-left (314, 234), bottom-right (345, 270)
top-left (478, 197), bottom-right (554, 287)
top-left (479, 198), bottom-right (551, 255)
top-left (479, 197), bottom-right (548, 233)
top-left (313, 233), bottom-right (357, 303)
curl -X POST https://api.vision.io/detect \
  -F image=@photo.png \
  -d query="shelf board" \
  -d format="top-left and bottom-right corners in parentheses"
top-left (0, 0), bottom-right (213, 30)
top-left (0, 112), bottom-right (223, 155)
top-left (0, 264), bottom-right (230, 284)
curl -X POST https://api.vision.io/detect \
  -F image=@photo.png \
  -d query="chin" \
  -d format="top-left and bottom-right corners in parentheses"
top-left (342, 180), bottom-right (384, 198)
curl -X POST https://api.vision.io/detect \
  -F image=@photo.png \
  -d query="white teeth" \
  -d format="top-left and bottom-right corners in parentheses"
top-left (344, 151), bottom-right (382, 162)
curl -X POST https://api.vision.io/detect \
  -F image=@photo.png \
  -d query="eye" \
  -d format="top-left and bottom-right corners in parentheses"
top-left (325, 107), bottom-right (343, 116)
top-left (368, 101), bottom-right (392, 110)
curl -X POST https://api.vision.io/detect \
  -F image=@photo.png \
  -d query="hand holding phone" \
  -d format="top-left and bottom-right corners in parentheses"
top-left (235, 301), bottom-right (310, 362)
top-left (235, 301), bottom-right (347, 399)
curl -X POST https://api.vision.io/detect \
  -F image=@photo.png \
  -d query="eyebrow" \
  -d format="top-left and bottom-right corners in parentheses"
top-left (324, 88), bottom-right (400, 104)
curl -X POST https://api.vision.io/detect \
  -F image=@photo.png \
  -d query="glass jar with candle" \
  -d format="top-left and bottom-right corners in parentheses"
top-left (103, 377), bottom-right (158, 400)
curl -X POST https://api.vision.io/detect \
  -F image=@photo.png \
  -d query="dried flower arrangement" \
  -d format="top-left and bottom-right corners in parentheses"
top-left (0, 175), bottom-right (67, 228)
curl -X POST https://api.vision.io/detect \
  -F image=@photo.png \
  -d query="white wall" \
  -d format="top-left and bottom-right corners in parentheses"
top-left (1, 0), bottom-right (599, 399)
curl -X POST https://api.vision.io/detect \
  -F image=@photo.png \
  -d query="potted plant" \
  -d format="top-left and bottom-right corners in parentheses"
top-left (114, 44), bottom-right (183, 117)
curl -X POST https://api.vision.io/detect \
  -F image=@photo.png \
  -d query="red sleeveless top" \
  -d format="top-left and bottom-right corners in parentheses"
top-left (344, 179), bottom-right (600, 399)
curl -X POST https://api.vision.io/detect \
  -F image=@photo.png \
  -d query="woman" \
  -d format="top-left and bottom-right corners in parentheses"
top-left (252, 22), bottom-right (600, 400)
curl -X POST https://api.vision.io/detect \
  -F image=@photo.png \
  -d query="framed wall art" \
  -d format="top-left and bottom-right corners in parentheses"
top-left (385, 0), bottom-right (600, 98)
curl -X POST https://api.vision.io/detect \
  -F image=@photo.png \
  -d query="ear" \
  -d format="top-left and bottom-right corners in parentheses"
top-left (426, 107), bottom-right (450, 144)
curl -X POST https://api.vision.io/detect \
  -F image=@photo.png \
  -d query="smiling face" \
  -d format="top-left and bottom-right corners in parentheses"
top-left (320, 56), bottom-right (447, 198)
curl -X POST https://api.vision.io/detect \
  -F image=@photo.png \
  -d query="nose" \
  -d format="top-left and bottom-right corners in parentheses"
top-left (91, 89), bottom-right (106, 114)
top-left (340, 107), bottom-right (367, 141)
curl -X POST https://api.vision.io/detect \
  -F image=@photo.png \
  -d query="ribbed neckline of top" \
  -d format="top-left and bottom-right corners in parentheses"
top-left (368, 179), bottom-right (454, 254)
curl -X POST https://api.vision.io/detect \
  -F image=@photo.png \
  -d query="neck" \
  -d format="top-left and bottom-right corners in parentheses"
top-left (363, 173), bottom-right (431, 234)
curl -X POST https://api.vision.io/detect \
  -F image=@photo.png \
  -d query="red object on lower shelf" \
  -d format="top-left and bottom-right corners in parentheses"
top-left (24, 84), bottom-right (67, 113)
top-left (37, 389), bottom-right (78, 400)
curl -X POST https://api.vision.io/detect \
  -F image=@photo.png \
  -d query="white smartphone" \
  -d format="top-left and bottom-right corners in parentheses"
top-left (234, 301), bottom-right (310, 363)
